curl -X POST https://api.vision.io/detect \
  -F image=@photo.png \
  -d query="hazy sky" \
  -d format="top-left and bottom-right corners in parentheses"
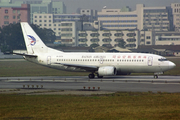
top-left (60, 0), bottom-right (180, 13)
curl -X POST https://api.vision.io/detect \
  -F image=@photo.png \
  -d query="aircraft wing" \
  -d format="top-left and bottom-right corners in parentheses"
top-left (54, 63), bottom-right (98, 71)
top-left (13, 52), bottom-right (37, 57)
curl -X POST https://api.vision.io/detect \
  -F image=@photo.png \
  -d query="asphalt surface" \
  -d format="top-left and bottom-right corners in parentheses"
top-left (0, 76), bottom-right (180, 93)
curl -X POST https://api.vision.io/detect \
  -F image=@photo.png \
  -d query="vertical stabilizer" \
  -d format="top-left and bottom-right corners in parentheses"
top-left (20, 22), bottom-right (48, 54)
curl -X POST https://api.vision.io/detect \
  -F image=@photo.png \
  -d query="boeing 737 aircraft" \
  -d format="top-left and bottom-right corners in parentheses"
top-left (15, 22), bottom-right (176, 79)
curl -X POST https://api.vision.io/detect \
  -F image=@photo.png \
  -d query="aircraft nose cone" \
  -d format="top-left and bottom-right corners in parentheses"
top-left (169, 61), bottom-right (176, 69)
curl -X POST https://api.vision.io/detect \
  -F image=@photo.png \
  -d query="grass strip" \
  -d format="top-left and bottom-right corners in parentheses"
top-left (0, 92), bottom-right (180, 120)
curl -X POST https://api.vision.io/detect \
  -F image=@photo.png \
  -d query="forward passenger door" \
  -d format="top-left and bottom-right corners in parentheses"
top-left (148, 56), bottom-right (153, 66)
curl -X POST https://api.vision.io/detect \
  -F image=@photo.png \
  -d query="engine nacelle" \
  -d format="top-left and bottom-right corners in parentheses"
top-left (98, 66), bottom-right (117, 76)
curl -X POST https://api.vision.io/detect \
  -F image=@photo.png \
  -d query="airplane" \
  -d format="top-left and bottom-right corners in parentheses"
top-left (14, 22), bottom-right (176, 79)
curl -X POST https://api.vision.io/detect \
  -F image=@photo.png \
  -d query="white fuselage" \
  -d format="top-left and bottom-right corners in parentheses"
top-left (25, 50), bottom-right (174, 74)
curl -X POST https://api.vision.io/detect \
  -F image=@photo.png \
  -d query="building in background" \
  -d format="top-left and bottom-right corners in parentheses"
top-left (143, 6), bottom-right (172, 31)
top-left (28, 0), bottom-right (66, 23)
top-left (155, 31), bottom-right (180, 45)
top-left (60, 21), bottom-right (82, 46)
top-left (139, 30), bottom-right (155, 45)
top-left (33, 9), bottom-right (97, 46)
top-left (97, 4), bottom-right (173, 32)
top-left (97, 7), bottom-right (140, 30)
top-left (1, 0), bottom-right (180, 48)
top-left (0, 2), bottom-right (30, 27)
top-left (171, 3), bottom-right (180, 31)
top-left (0, 0), bottom-right (66, 24)
top-left (80, 9), bottom-right (97, 22)
top-left (78, 30), bottom-right (139, 49)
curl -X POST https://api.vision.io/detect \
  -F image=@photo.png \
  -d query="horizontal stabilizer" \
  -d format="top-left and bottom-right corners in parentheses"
top-left (13, 52), bottom-right (37, 57)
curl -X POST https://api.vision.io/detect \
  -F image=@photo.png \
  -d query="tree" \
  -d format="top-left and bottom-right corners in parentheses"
top-left (118, 40), bottom-right (126, 48)
top-left (90, 43), bottom-right (99, 48)
top-left (0, 23), bottom-right (25, 52)
top-left (31, 24), bottom-right (56, 43)
top-left (0, 23), bottom-right (56, 52)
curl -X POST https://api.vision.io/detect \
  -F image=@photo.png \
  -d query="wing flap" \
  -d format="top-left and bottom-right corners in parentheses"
top-left (54, 63), bottom-right (98, 71)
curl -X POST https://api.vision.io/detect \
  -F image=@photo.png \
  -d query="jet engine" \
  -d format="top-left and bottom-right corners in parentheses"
top-left (98, 66), bottom-right (117, 76)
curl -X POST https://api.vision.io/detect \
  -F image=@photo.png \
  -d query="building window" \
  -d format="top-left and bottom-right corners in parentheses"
top-left (35, 20), bottom-right (37, 22)
top-left (61, 23), bottom-right (72, 26)
top-left (5, 10), bottom-right (8, 14)
top-left (44, 24), bottom-right (46, 26)
top-left (141, 34), bottom-right (144, 37)
top-left (4, 21), bottom-right (9, 24)
top-left (49, 20), bottom-right (51, 22)
top-left (54, 28), bottom-right (56, 30)
top-left (4, 16), bottom-right (9, 19)
top-left (13, 10), bottom-right (16, 14)
top-left (146, 41), bottom-right (151, 44)
top-left (49, 24), bottom-right (51, 26)
top-left (17, 10), bottom-right (20, 14)
top-left (39, 20), bottom-right (42, 22)
top-left (13, 16), bottom-right (16, 19)
top-left (44, 20), bottom-right (46, 22)
top-left (146, 36), bottom-right (151, 39)
top-left (54, 24), bottom-right (56, 26)
top-left (61, 34), bottom-right (72, 37)
top-left (35, 16), bottom-right (37, 18)
top-left (44, 16), bottom-right (46, 18)
top-left (17, 16), bottom-right (20, 19)
top-left (39, 16), bottom-right (42, 18)
top-left (49, 16), bottom-right (51, 18)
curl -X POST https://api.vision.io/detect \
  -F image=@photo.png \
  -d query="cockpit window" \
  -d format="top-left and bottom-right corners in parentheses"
top-left (158, 58), bottom-right (168, 61)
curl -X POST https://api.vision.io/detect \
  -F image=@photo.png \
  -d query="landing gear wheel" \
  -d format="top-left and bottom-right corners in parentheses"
top-left (97, 74), bottom-right (103, 78)
top-left (154, 75), bottom-right (158, 79)
top-left (88, 74), bottom-right (95, 79)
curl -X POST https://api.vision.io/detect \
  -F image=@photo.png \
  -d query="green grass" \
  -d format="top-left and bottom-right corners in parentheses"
top-left (0, 57), bottom-right (179, 77)
top-left (0, 60), bottom-right (89, 77)
top-left (0, 92), bottom-right (180, 120)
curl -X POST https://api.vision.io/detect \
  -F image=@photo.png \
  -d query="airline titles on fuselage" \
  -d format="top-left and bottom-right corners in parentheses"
top-left (82, 56), bottom-right (106, 59)
top-left (80, 55), bottom-right (147, 59)
top-left (57, 55), bottom-right (148, 59)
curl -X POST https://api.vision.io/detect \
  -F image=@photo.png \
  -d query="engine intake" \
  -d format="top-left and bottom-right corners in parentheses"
top-left (98, 66), bottom-right (117, 76)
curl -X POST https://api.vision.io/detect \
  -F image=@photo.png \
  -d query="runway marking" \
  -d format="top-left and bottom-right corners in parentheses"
top-left (5, 79), bottom-right (180, 84)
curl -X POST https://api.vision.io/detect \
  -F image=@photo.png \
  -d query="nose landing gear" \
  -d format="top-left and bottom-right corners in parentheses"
top-left (154, 75), bottom-right (158, 79)
top-left (154, 72), bottom-right (163, 79)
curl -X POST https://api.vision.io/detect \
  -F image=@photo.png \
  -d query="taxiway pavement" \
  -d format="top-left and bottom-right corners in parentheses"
top-left (0, 76), bottom-right (180, 93)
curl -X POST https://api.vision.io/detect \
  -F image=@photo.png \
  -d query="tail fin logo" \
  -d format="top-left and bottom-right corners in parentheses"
top-left (27, 35), bottom-right (36, 46)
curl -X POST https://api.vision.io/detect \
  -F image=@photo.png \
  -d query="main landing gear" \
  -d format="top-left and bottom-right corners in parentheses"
top-left (88, 73), bottom-right (95, 79)
top-left (88, 73), bottom-right (103, 79)
top-left (97, 73), bottom-right (103, 78)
